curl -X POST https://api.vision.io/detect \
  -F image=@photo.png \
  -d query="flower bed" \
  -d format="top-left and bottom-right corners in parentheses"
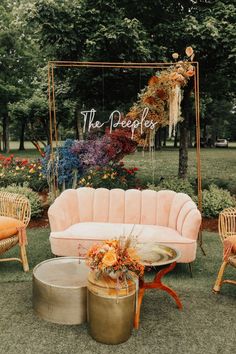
top-left (0, 154), bottom-right (47, 192)
top-left (78, 163), bottom-right (142, 189)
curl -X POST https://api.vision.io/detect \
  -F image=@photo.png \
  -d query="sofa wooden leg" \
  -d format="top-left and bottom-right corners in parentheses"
top-left (188, 263), bottom-right (193, 278)
top-left (20, 244), bottom-right (29, 272)
top-left (198, 230), bottom-right (206, 256)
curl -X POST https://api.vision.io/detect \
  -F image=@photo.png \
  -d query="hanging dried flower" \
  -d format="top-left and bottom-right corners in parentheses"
top-left (148, 76), bottom-right (159, 86)
top-left (170, 72), bottom-right (185, 83)
top-left (186, 70), bottom-right (195, 77)
top-left (156, 88), bottom-right (168, 100)
top-left (126, 50), bottom-right (196, 146)
top-left (185, 46), bottom-right (194, 57)
top-left (143, 96), bottom-right (157, 105)
top-left (172, 52), bottom-right (179, 59)
top-left (177, 67), bottom-right (185, 74)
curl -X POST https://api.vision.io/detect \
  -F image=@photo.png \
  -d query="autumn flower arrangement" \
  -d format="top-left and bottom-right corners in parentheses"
top-left (86, 235), bottom-right (145, 282)
top-left (126, 46), bottom-right (196, 147)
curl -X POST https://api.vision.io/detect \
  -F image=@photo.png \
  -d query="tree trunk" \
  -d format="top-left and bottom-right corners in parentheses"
top-left (155, 129), bottom-right (161, 150)
top-left (74, 104), bottom-right (84, 140)
top-left (178, 88), bottom-right (191, 179)
top-left (163, 127), bottom-right (167, 147)
top-left (178, 118), bottom-right (188, 179)
top-left (203, 119), bottom-right (207, 142)
top-left (41, 118), bottom-right (50, 145)
top-left (19, 120), bottom-right (25, 150)
top-left (74, 115), bottom-right (79, 139)
top-left (3, 114), bottom-right (10, 153)
top-left (188, 114), bottom-right (193, 148)
top-left (174, 125), bottom-right (178, 148)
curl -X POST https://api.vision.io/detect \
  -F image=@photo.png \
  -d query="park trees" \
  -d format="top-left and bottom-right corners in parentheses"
top-left (0, 0), bottom-right (41, 151)
top-left (138, 0), bottom-right (236, 177)
top-left (0, 0), bottom-right (235, 180)
top-left (28, 0), bottom-right (152, 139)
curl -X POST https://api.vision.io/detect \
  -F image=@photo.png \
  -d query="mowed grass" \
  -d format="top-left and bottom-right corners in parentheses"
top-left (1, 229), bottom-right (236, 354)
top-left (1, 141), bottom-right (236, 193)
top-left (124, 147), bottom-right (236, 193)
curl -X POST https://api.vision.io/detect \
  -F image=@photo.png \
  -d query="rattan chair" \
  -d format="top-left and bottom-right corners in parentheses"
top-left (213, 207), bottom-right (236, 293)
top-left (0, 192), bottom-right (31, 271)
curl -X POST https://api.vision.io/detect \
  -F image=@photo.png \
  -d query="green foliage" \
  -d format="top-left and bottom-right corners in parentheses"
top-left (199, 184), bottom-right (235, 218)
top-left (148, 177), bottom-right (195, 197)
top-left (0, 183), bottom-right (44, 218)
top-left (32, 0), bottom-right (151, 62)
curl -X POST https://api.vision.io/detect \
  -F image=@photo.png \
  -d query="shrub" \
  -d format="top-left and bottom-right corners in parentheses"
top-left (148, 177), bottom-right (195, 197)
top-left (0, 183), bottom-right (44, 218)
top-left (201, 178), bottom-right (236, 196)
top-left (199, 184), bottom-right (235, 218)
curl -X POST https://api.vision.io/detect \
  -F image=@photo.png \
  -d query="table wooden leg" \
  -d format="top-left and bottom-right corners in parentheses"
top-left (134, 261), bottom-right (183, 329)
top-left (155, 283), bottom-right (182, 309)
top-left (151, 261), bottom-right (182, 309)
top-left (154, 261), bottom-right (177, 282)
top-left (134, 287), bottom-right (145, 329)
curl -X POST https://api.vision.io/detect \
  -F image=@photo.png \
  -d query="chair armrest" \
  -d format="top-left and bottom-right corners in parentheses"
top-left (48, 189), bottom-right (79, 232)
top-left (0, 192), bottom-right (31, 226)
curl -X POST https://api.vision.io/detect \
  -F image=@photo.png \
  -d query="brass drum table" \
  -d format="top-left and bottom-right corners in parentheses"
top-left (134, 244), bottom-right (182, 329)
top-left (33, 257), bottom-right (89, 325)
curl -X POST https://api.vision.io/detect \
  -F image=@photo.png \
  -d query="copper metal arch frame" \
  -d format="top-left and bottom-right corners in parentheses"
top-left (47, 61), bottom-right (202, 246)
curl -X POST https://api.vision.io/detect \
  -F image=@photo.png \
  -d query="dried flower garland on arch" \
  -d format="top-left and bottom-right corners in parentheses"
top-left (126, 47), bottom-right (195, 147)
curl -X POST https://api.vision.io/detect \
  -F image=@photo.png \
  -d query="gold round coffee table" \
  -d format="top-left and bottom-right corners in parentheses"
top-left (33, 257), bottom-right (89, 325)
top-left (134, 243), bottom-right (182, 329)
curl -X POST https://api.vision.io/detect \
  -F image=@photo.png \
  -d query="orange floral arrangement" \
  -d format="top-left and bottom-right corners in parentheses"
top-left (126, 47), bottom-right (196, 147)
top-left (86, 236), bottom-right (144, 281)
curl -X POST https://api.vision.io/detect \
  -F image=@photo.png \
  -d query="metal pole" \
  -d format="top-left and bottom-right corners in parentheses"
top-left (194, 63), bottom-right (205, 253)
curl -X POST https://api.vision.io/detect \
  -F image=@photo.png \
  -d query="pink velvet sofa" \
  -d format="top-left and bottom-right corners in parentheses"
top-left (48, 187), bottom-right (201, 263)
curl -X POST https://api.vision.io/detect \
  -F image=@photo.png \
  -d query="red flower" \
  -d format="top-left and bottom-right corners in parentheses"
top-left (21, 159), bottom-right (28, 166)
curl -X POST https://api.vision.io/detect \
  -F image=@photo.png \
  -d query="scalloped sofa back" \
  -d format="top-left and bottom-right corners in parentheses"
top-left (48, 187), bottom-right (202, 263)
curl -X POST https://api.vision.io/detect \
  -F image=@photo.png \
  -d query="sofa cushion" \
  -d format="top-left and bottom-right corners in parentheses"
top-left (0, 216), bottom-right (24, 240)
top-left (50, 222), bottom-right (197, 263)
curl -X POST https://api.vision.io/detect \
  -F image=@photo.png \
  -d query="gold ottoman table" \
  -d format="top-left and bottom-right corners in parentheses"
top-left (33, 257), bottom-right (89, 325)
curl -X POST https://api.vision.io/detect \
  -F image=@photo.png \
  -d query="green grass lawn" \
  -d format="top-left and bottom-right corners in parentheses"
top-left (124, 147), bottom-right (236, 193)
top-left (0, 228), bottom-right (235, 354)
